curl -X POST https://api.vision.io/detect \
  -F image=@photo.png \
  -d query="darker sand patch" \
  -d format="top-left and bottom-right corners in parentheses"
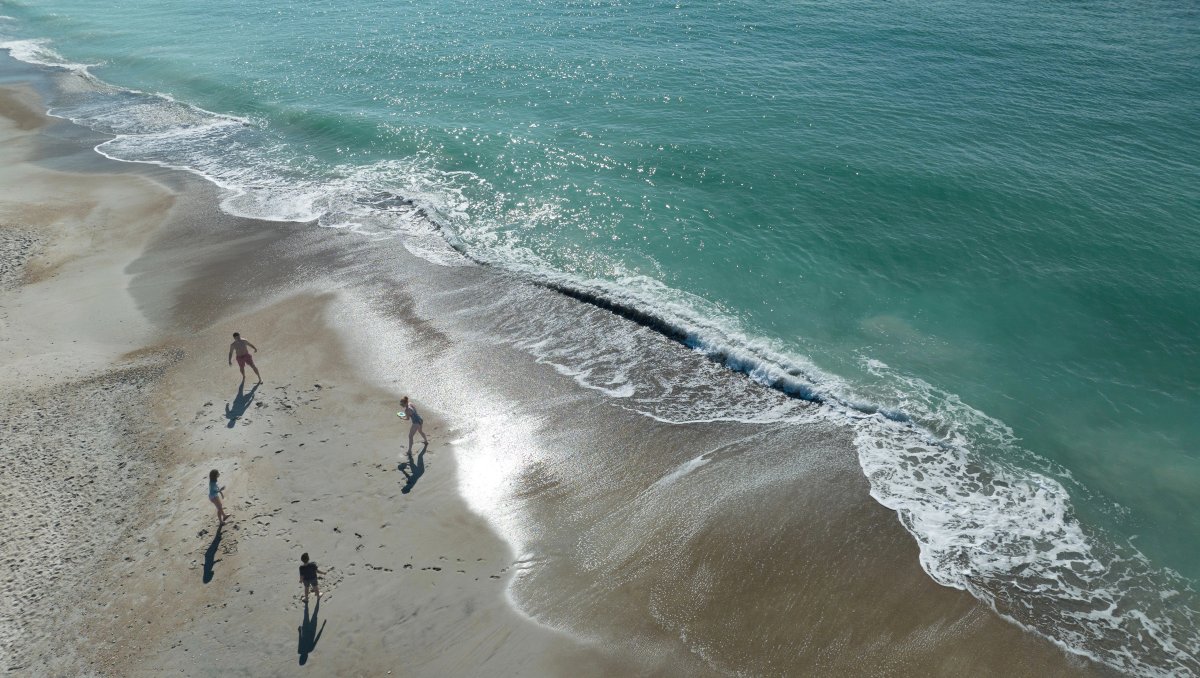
top-left (0, 85), bottom-right (46, 131)
top-left (0, 227), bottom-right (39, 290)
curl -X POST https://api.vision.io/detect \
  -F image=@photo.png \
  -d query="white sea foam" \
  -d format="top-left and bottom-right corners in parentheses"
top-left (828, 363), bottom-right (1200, 677)
top-left (654, 454), bottom-right (712, 488)
top-left (3, 36), bottom-right (1198, 677)
top-left (0, 39), bottom-right (94, 77)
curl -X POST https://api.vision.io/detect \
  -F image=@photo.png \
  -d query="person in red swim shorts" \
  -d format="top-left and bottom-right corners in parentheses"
top-left (228, 332), bottom-right (262, 384)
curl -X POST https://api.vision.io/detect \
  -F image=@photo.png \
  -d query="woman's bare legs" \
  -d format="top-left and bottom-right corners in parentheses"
top-left (408, 422), bottom-right (428, 450)
top-left (211, 496), bottom-right (227, 523)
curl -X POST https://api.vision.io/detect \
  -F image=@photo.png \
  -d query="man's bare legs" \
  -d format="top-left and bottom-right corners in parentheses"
top-left (303, 581), bottom-right (321, 602)
top-left (236, 360), bottom-right (262, 384)
top-left (249, 362), bottom-right (262, 384)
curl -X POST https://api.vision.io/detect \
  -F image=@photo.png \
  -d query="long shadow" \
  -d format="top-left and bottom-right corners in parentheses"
top-left (399, 443), bottom-right (427, 494)
top-left (297, 598), bottom-right (326, 666)
top-left (202, 526), bottom-right (222, 584)
top-left (225, 381), bottom-right (260, 428)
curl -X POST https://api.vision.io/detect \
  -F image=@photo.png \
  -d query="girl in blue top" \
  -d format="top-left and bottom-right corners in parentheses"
top-left (399, 396), bottom-right (428, 451)
top-left (208, 469), bottom-right (227, 524)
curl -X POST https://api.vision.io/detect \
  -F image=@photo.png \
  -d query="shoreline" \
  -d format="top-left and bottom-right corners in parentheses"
top-left (0, 56), bottom-right (1119, 676)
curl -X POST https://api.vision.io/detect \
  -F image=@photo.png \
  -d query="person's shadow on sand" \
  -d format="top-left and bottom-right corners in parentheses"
top-left (225, 382), bottom-right (259, 428)
top-left (202, 526), bottom-right (222, 584)
top-left (399, 443), bottom-right (427, 494)
top-left (297, 598), bottom-right (326, 666)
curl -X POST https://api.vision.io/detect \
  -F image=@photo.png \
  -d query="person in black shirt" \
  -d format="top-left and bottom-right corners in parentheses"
top-left (299, 552), bottom-right (327, 602)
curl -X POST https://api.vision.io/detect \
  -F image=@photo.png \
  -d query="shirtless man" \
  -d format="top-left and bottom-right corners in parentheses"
top-left (228, 332), bottom-right (262, 383)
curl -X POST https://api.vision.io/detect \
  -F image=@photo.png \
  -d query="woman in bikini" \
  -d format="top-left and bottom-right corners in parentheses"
top-left (399, 396), bottom-right (428, 451)
top-left (209, 469), bottom-right (227, 524)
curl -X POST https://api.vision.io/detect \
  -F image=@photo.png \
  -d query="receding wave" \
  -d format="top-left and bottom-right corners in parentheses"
top-left (3, 40), bottom-right (1198, 677)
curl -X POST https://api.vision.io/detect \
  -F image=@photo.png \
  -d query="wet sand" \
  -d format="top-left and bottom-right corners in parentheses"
top-left (0, 60), bottom-right (1117, 677)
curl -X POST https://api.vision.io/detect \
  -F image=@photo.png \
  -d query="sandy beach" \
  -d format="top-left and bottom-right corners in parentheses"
top-left (0, 58), bottom-right (1118, 677)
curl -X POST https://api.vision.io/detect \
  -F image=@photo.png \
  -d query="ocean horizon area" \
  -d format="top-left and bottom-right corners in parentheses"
top-left (1, 0), bottom-right (1197, 675)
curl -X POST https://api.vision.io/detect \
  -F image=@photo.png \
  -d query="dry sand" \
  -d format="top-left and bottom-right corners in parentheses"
top-left (0, 73), bottom-right (1117, 678)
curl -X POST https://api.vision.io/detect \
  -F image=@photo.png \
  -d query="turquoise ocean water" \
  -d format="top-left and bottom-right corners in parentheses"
top-left (2, 0), bottom-right (1197, 673)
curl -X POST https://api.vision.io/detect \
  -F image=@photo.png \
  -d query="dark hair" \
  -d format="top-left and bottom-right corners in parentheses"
top-left (400, 396), bottom-right (409, 406)
top-left (232, 332), bottom-right (240, 338)
top-left (301, 553), bottom-right (309, 563)
top-left (209, 469), bottom-right (219, 482)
